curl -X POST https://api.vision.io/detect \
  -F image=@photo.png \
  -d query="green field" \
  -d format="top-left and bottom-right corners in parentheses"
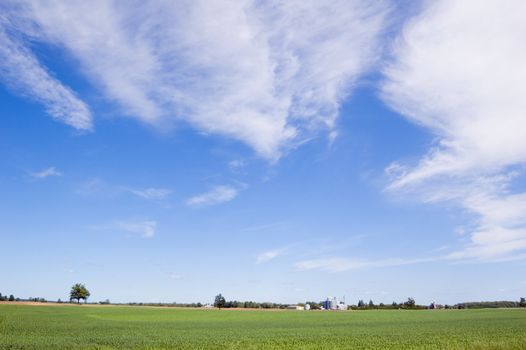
top-left (1, 304), bottom-right (525, 349)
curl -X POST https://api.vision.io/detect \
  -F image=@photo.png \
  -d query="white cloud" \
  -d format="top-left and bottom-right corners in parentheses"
top-left (5, 0), bottom-right (389, 159)
top-left (168, 273), bottom-right (183, 280)
top-left (256, 249), bottom-right (285, 264)
top-left (0, 12), bottom-right (92, 130)
top-left (295, 256), bottom-right (440, 273)
top-left (114, 220), bottom-right (156, 238)
top-left (187, 185), bottom-right (245, 208)
top-left (30, 166), bottom-right (62, 179)
top-left (126, 187), bottom-right (171, 200)
top-left (228, 160), bottom-right (245, 170)
top-left (295, 258), bottom-right (365, 272)
top-left (382, 0), bottom-right (526, 261)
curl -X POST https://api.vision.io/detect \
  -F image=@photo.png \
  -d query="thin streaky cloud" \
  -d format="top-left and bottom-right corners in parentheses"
top-left (89, 220), bottom-right (157, 238)
top-left (295, 256), bottom-right (443, 273)
top-left (30, 166), bottom-right (62, 179)
top-left (126, 187), bottom-right (172, 200)
top-left (0, 14), bottom-right (92, 130)
top-left (240, 222), bottom-right (286, 233)
top-left (113, 220), bottom-right (157, 239)
top-left (187, 184), bottom-right (246, 208)
top-left (228, 160), bottom-right (245, 170)
top-left (256, 248), bottom-right (286, 264)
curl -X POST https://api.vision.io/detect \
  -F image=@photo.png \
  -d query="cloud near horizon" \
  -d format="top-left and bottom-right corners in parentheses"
top-left (295, 256), bottom-right (443, 273)
top-left (0, 0), bottom-right (389, 159)
top-left (382, 0), bottom-right (526, 261)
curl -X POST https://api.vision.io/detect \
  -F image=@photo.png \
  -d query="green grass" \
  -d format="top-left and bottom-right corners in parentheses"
top-left (0, 304), bottom-right (525, 349)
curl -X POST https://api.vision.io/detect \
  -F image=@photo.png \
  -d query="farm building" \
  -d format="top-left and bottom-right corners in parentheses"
top-left (322, 297), bottom-right (347, 310)
top-left (286, 305), bottom-right (304, 310)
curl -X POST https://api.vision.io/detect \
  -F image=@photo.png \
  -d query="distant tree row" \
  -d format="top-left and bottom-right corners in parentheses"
top-left (127, 302), bottom-right (204, 307)
top-left (350, 298), bottom-right (425, 310)
top-left (213, 294), bottom-right (295, 309)
top-left (28, 297), bottom-right (48, 302)
top-left (0, 293), bottom-right (18, 302)
top-left (450, 299), bottom-right (526, 309)
top-left (349, 297), bottom-right (526, 310)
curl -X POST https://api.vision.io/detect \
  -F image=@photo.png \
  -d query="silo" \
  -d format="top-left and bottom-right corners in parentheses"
top-left (323, 297), bottom-right (331, 310)
top-left (331, 297), bottom-right (337, 310)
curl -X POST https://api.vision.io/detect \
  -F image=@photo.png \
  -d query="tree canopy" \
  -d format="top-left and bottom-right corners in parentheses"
top-left (70, 283), bottom-right (90, 304)
top-left (214, 294), bottom-right (226, 309)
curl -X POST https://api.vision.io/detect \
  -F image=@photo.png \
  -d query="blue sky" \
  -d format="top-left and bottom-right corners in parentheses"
top-left (1, 0), bottom-right (525, 305)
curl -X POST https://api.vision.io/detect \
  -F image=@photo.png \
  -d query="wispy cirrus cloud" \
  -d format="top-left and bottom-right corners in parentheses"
top-left (76, 178), bottom-right (172, 200)
top-left (2, 0), bottom-right (389, 159)
top-left (30, 166), bottom-right (62, 179)
top-left (187, 184), bottom-right (246, 208)
top-left (0, 9), bottom-right (92, 130)
top-left (256, 248), bottom-right (286, 264)
top-left (90, 220), bottom-right (157, 238)
top-left (113, 220), bottom-right (157, 238)
top-left (295, 256), bottom-right (442, 273)
top-left (228, 160), bottom-right (246, 171)
top-left (382, 0), bottom-right (526, 261)
top-left (125, 187), bottom-right (172, 200)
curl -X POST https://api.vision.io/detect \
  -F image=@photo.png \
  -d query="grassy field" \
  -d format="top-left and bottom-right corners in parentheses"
top-left (0, 304), bottom-right (525, 349)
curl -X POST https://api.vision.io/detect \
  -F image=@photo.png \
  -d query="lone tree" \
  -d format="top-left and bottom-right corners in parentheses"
top-left (70, 283), bottom-right (90, 304)
top-left (405, 297), bottom-right (416, 308)
top-left (214, 294), bottom-right (226, 309)
top-left (520, 297), bottom-right (526, 307)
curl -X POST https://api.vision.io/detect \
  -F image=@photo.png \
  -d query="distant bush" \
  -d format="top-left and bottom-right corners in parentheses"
top-left (454, 301), bottom-right (521, 309)
top-left (28, 297), bottom-right (47, 303)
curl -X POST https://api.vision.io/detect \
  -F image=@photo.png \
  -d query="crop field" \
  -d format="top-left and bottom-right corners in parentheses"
top-left (0, 304), bottom-right (525, 349)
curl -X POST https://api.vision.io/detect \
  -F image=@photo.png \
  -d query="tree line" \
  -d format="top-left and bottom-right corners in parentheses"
top-left (349, 298), bottom-right (427, 310)
top-left (0, 293), bottom-right (18, 302)
top-left (3, 287), bottom-right (526, 310)
top-left (349, 297), bottom-right (526, 310)
top-left (213, 294), bottom-right (292, 309)
top-left (452, 299), bottom-right (526, 309)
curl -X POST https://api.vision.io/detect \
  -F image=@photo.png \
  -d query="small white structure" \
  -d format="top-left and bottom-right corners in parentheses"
top-left (304, 303), bottom-right (311, 310)
top-left (287, 305), bottom-right (304, 310)
top-left (336, 301), bottom-right (347, 310)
